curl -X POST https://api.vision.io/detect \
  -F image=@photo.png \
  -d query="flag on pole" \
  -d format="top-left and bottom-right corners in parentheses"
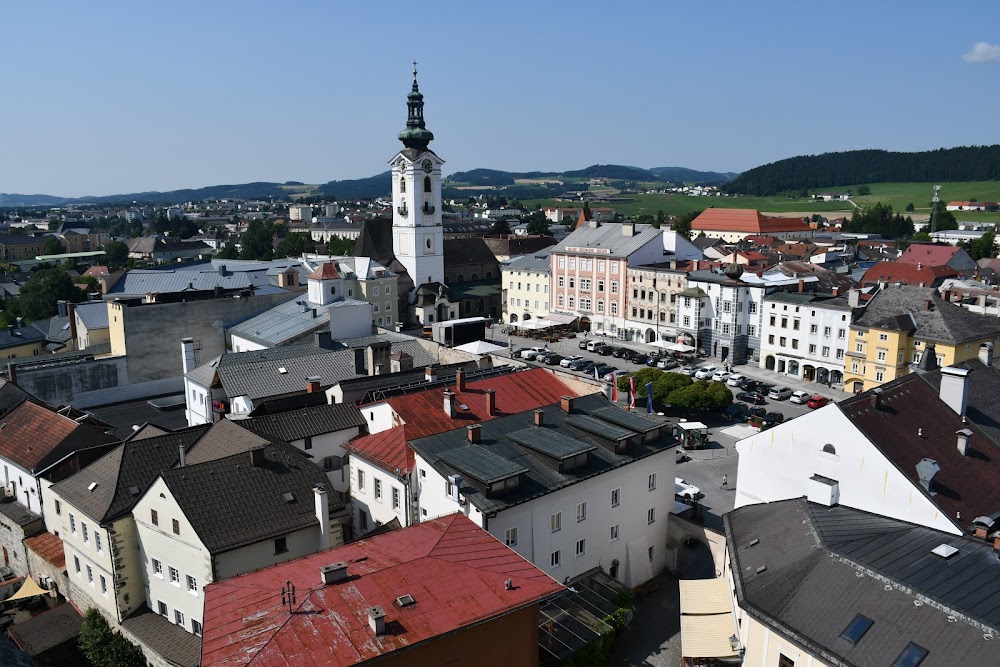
top-left (611, 373), bottom-right (618, 402)
top-left (629, 376), bottom-right (636, 409)
top-left (646, 382), bottom-right (654, 413)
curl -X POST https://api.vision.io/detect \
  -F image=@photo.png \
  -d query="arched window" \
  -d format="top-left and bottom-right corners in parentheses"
top-left (424, 176), bottom-right (432, 192)
top-left (400, 177), bottom-right (406, 193)
top-left (478, 298), bottom-right (485, 311)
top-left (471, 273), bottom-right (479, 281)
top-left (486, 271), bottom-right (493, 279)
top-left (457, 274), bottom-right (464, 282)
top-left (822, 444), bottom-right (837, 455)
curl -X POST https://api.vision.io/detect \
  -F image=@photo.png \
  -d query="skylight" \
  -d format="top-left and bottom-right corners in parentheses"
top-left (892, 642), bottom-right (929, 667)
top-left (840, 614), bottom-right (874, 644)
top-left (282, 492), bottom-right (295, 503)
top-left (278, 367), bottom-right (288, 374)
top-left (128, 485), bottom-right (140, 496)
top-left (87, 482), bottom-right (98, 492)
top-left (931, 544), bottom-right (959, 558)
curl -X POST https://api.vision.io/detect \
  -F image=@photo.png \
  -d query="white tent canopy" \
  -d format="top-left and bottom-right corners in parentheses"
top-left (651, 340), bottom-right (696, 352)
top-left (516, 320), bottom-right (555, 330)
top-left (453, 340), bottom-right (507, 355)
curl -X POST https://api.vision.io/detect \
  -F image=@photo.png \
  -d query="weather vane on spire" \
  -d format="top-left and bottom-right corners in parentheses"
top-left (412, 60), bottom-right (417, 80)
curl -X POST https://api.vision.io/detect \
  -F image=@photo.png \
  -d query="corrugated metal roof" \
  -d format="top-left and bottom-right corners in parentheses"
top-left (200, 513), bottom-right (563, 667)
top-left (73, 301), bottom-right (109, 330)
top-left (440, 445), bottom-right (530, 484)
top-left (551, 222), bottom-right (663, 259)
top-left (565, 414), bottom-right (636, 441)
top-left (227, 298), bottom-right (366, 347)
top-left (508, 427), bottom-right (597, 461)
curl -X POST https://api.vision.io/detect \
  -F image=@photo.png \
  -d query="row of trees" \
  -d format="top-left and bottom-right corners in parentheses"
top-left (215, 220), bottom-right (359, 261)
top-left (617, 369), bottom-right (733, 412)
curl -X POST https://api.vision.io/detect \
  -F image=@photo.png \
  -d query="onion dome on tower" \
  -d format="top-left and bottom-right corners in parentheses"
top-left (724, 262), bottom-right (744, 281)
top-left (398, 63), bottom-right (434, 151)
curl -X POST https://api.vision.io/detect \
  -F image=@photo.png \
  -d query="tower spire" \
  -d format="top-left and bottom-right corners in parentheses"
top-left (398, 63), bottom-right (434, 150)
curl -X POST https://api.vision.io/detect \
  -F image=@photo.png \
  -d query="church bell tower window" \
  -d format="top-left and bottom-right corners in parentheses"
top-left (424, 176), bottom-right (431, 193)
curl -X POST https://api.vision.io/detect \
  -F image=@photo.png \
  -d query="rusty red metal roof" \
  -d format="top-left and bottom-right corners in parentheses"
top-left (200, 513), bottom-right (562, 667)
top-left (24, 531), bottom-right (66, 571)
top-left (693, 208), bottom-right (811, 234)
top-left (306, 262), bottom-right (340, 280)
top-left (861, 261), bottom-right (960, 287)
top-left (347, 369), bottom-right (586, 473)
top-left (897, 243), bottom-right (962, 267)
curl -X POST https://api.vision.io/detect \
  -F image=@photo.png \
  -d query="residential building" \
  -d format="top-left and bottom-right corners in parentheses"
top-left (503, 249), bottom-right (551, 324)
top-left (896, 243), bottom-right (977, 276)
top-left (947, 200), bottom-right (999, 211)
top-left (484, 234), bottom-right (557, 262)
top-left (0, 320), bottom-right (47, 359)
top-left (724, 498), bottom-right (1000, 667)
top-left (311, 220), bottom-right (364, 243)
top-left (690, 208), bottom-right (814, 242)
top-left (288, 204), bottom-right (312, 221)
top-left (126, 236), bottom-right (212, 263)
top-left (759, 291), bottom-right (854, 385)
top-left (860, 260), bottom-right (961, 287)
top-left (844, 284), bottom-right (1000, 391)
top-left (544, 206), bottom-right (616, 223)
top-left (201, 513), bottom-right (563, 667)
top-left (0, 235), bottom-right (48, 261)
top-left (443, 237), bottom-right (502, 320)
top-left (410, 393), bottom-right (674, 588)
top-left (105, 259), bottom-right (306, 298)
top-left (622, 261), bottom-right (688, 343)
top-left (0, 501), bottom-right (44, 578)
top-left (72, 301), bottom-right (110, 351)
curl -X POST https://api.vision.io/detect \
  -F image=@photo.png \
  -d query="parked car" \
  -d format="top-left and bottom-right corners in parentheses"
top-left (577, 361), bottom-right (598, 375)
top-left (567, 358), bottom-right (591, 371)
top-left (678, 365), bottom-right (697, 376)
top-left (626, 350), bottom-right (647, 363)
top-left (543, 354), bottom-right (565, 366)
top-left (511, 347), bottom-right (529, 359)
top-left (600, 368), bottom-right (619, 381)
top-left (767, 386), bottom-right (793, 401)
top-left (579, 339), bottom-right (591, 350)
top-left (694, 365), bottom-right (718, 380)
top-left (763, 412), bottom-right (785, 425)
top-left (586, 340), bottom-right (607, 352)
top-left (745, 407), bottom-right (767, 421)
top-left (711, 370), bottom-right (731, 383)
top-left (723, 402), bottom-right (749, 421)
top-left (597, 345), bottom-right (615, 356)
top-left (789, 390), bottom-right (810, 404)
top-left (657, 358), bottom-right (679, 370)
top-left (645, 356), bottom-right (660, 367)
top-left (611, 347), bottom-right (630, 358)
top-left (593, 364), bottom-right (615, 377)
top-left (520, 346), bottom-right (547, 360)
top-left (614, 370), bottom-right (631, 381)
top-left (807, 395), bottom-right (830, 409)
top-left (726, 374), bottom-right (745, 387)
top-left (675, 478), bottom-right (702, 500)
top-left (736, 391), bottom-right (767, 405)
top-left (560, 355), bottom-right (582, 368)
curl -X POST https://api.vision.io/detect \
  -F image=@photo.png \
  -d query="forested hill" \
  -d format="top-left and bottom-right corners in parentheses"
top-left (724, 146), bottom-right (1000, 196)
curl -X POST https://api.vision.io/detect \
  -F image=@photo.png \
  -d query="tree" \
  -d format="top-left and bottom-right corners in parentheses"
top-left (905, 202), bottom-right (915, 212)
top-left (671, 211), bottom-right (698, 239)
top-left (274, 232), bottom-right (315, 258)
top-left (930, 201), bottom-right (958, 232)
top-left (43, 236), bottom-right (64, 255)
top-left (324, 236), bottom-right (358, 255)
top-left (491, 218), bottom-right (512, 235)
top-left (910, 231), bottom-right (933, 242)
top-left (216, 244), bottom-right (239, 259)
top-left (857, 185), bottom-right (871, 196)
top-left (845, 203), bottom-right (914, 239)
top-left (17, 268), bottom-right (84, 320)
top-left (666, 380), bottom-right (733, 412)
top-left (653, 210), bottom-right (665, 229)
top-left (79, 608), bottom-right (147, 667)
top-left (970, 231), bottom-right (998, 261)
top-left (103, 240), bottom-right (128, 265)
top-left (524, 211), bottom-right (550, 236)
top-left (239, 220), bottom-right (275, 260)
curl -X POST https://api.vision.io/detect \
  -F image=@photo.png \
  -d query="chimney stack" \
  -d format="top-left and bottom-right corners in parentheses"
top-left (181, 337), bottom-right (197, 374)
top-left (486, 389), bottom-right (496, 416)
top-left (939, 367), bottom-right (970, 416)
top-left (870, 387), bottom-right (882, 410)
top-left (306, 376), bottom-right (321, 393)
top-left (320, 562), bottom-right (348, 585)
top-left (467, 424), bottom-right (481, 443)
top-left (980, 342), bottom-right (994, 367)
top-left (534, 409), bottom-right (544, 427)
top-left (443, 391), bottom-right (456, 418)
top-left (831, 287), bottom-right (840, 297)
top-left (367, 606), bottom-right (386, 635)
top-left (560, 395), bottom-right (575, 414)
top-left (456, 368), bottom-right (466, 393)
top-left (56, 300), bottom-right (68, 318)
top-left (621, 222), bottom-right (635, 237)
top-left (250, 446), bottom-right (266, 467)
top-left (847, 289), bottom-right (861, 308)
top-left (314, 483), bottom-right (331, 551)
top-left (425, 366), bottom-right (438, 383)
top-left (797, 279), bottom-right (804, 293)
top-left (957, 428), bottom-right (973, 457)
top-left (178, 443), bottom-right (186, 467)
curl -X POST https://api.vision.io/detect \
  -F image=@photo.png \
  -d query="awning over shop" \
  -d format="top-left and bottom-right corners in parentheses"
top-left (681, 613), bottom-right (740, 659)
top-left (679, 578), bottom-right (731, 614)
top-left (7, 576), bottom-right (48, 602)
top-left (516, 320), bottom-right (555, 330)
top-left (545, 313), bottom-right (578, 325)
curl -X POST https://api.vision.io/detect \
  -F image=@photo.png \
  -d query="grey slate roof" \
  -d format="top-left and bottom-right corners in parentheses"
top-left (29, 315), bottom-right (71, 345)
top-left (107, 266), bottom-right (291, 296)
top-left (443, 237), bottom-right (501, 266)
top-left (765, 291), bottom-right (853, 310)
top-left (73, 301), bottom-right (109, 330)
top-left (853, 284), bottom-right (1000, 344)
top-left (503, 249), bottom-right (552, 274)
top-left (0, 325), bottom-right (45, 351)
top-left (227, 297), bottom-right (369, 347)
top-left (239, 403), bottom-right (366, 443)
top-left (727, 499), bottom-right (1000, 666)
top-left (183, 419), bottom-right (272, 465)
top-left (6, 603), bottom-right (82, 658)
top-left (921, 358), bottom-right (1000, 448)
top-left (409, 393), bottom-right (672, 515)
top-left (0, 500), bottom-right (42, 527)
top-left (550, 222), bottom-right (663, 259)
top-left (160, 442), bottom-right (336, 554)
top-left (120, 606), bottom-right (201, 667)
top-left (0, 379), bottom-right (34, 416)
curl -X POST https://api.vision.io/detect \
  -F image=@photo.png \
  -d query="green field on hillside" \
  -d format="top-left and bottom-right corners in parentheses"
top-left (841, 181), bottom-right (1000, 222)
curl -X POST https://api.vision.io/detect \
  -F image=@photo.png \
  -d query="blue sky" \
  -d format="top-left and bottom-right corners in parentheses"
top-left (3, 1), bottom-right (999, 197)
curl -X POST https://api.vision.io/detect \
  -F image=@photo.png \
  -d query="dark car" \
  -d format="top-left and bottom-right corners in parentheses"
top-left (567, 358), bottom-right (591, 371)
top-left (594, 365), bottom-right (616, 378)
top-left (611, 347), bottom-right (629, 358)
top-left (645, 356), bottom-right (659, 367)
top-left (723, 402), bottom-right (749, 421)
top-left (543, 354), bottom-right (564, 366)
top-left (577, 362), bottom-right (598, 375)
top-left (763, 412), bottom-right (785, 425)
top-left (597, 345), bottom-right (615, 356)
top-left (511, 347), bottom-right (529, 359)
top-left (737, 378), bottom-right (756, 390)
top-left (745, 407), bottom-right (767, 421)
top-left (736, 391), bottom-right (767, 405)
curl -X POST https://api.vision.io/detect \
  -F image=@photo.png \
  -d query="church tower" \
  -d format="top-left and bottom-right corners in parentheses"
top-left (391, 64), bottom-right (444, 288)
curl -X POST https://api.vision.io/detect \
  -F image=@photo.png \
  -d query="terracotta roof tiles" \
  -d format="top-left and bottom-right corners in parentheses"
top-left (692, 208), bottom-right (811, 234)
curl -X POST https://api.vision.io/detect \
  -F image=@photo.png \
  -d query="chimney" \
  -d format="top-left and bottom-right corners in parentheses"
top-left (456, 368), bottom-right (466, 392)
top-left (869, 387), bottom-right (882, 410)
top-left (444, 390), bottom-right (456, 418)
top-left (181, 338), bottom-right (197, 374)
top-left (847, 288), bottom-right (861, 308)
top-left (916, 458), bottom-right (940, 495)
top-left (797, 279), bottom-right (804, 293)
top-left (15, 317), bottom-right (22, 328)
top-left (467, 424), bottom-right (481, 443)
top-left (917, 262), bottom-right (922, 270)
top-left (534, 409), bottom-right (544, 426)
top-left (250, 446), bottom-right (266, 467)
top-left (957, 428), bottom-right (973, 457)
top-left (832, 287), bottom-right (840, 297)
top-left (218, 264), bottom-right (227, 276)
top-left (306, 376), bottom-right (321, 393)
top-left (314, 483), bottom-right (331, 550)
top-left (56, 300), bottom-right (68, 318)
top-left (320, 561), bottom-right (348, 585)
top-left (368, 606), bottom-right (386, 635)
top-left (560, 395), bottom-right (575, 414)
top-left (178, 443), bottom-right (186, 467)
top-left (923, 299), bottom-right (932, 311)
top-left (622, 222), bottom-right (635, 237)
top-left (939, 367), bottom-right (970, 416)
top-left (980, 342), bottom-right (994, 367)
top-left (486, 389), bottom-right (496, 416)
top-left (314, 331), bottom-right (333, 349)
top-left (425, 366), bottom-right (438, 382)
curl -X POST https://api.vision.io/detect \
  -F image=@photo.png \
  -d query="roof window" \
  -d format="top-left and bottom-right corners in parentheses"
top-left (87, 482), bottom-right (98, 492)
top-left (931, 544), bottom-right (958, 559)
top-left (840, 614), bottom-right (873, 644)
top-left (892, 642), bottom-right (929, 667)
top-left (282, 492), bottom-right (295, 503)
top-left (278, 367), bottom-right (288, 374)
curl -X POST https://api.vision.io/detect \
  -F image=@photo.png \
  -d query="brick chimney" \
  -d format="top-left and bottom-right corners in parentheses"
top-left (560, 395), bottom-right (575, 414)
top-left (467, 424), bottom-right (481, 443)
top-left (534, 409), bottom-right (544, 426)
top-left (306, 376), bottom-right (321, 393)
top-left (797, 279), bottom-right (804, 293)
top-left (486, 389), bottom-right (496, 416)
top-left (456, 368), bottom-right (467, 392)
top-left (831, 287), bottom-right (840, 297)
top-left (869, 387), bottom-right (882, 410)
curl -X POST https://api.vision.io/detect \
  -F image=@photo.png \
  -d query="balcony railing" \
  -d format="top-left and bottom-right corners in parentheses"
top-left (397, 206), bottom-right (409, 217)
top-left (423, 204), bottom-right (436, 214)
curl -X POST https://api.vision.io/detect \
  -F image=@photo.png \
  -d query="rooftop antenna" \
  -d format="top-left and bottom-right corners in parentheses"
top-left (930, 185), bottom-right (942, 234)
top-left (281, 580), bottom-right (296, 614)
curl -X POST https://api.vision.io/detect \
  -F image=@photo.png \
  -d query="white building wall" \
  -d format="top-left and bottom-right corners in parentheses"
top-left (758, 298), bottom-right (850, 381)
top-left (287, 429), bottom-right (359, 495)
top-left (414, 448), bottom-right (675, 587)
top-left (213, 524), bottom-right (322, 580)
top-left (735, 405), bottom-right (962, 534)
top-left (329, 301), bottom-right (374, 339)
top-left (349, 455), bottom-right (410, 533)
top-left (0, 459), bottom-right (40, 515)
top-left (184, 377), bottom-right (214, 426)
top-left (391, 154), bottom-right (444, 287)
top-left (355, 402), bottom-right (397, 433)
top-left (229, 334), bottom-right (267, 353)
top-left (57, 499), bottom-right (128, 621)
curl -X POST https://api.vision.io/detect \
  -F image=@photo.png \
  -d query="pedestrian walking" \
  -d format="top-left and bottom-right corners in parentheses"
top-left (721, 474), bottom-right (728, 489)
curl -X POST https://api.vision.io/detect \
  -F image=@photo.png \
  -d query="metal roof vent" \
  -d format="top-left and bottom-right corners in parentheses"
top-left (128, 485), bottom-right (140, 496)
top-left (931, 544), bottom-right (959, 559)
top-left (395, 594), bottom-right (415, 608)
top-left (320, 562), bottom-right (347, 585)
top-left (755, 565), bottom-right (767, 574)
top-left (282, 492), bottom-right (295, 503)
top-left (278, 367), bottom-right (288, 374)
top-left (367, 606), bottom-right (386, 635)
top-left (916, 458), bottom-right (940, 495)
top-left (748, 538), bottom-right (760, 547)
top-left (87, 482), bottom-right (98, 492)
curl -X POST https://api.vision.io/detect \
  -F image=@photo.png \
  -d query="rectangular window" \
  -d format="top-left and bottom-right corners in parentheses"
top-left (274, 537), bottom-right (288, 554)
top-left (358, 469), bottom-right (365, 490)
top-left (840, 614), bottom-right (874, 645)
top-left (837, 349), bottom-right (844, 360)
top-left (892, 642), bottom-right (929, 667)
top-left (580, 278), bottom-right (591, 291)
top-left (791, 339), bottom-right (799, 350)
top-left (748, 325), bottom-right (756, 337)
top-left (597, 279), bottom-right (604, 292)
top-left (505, 527), bottom-right (517, 547)
top-left (838, 328), bottom-right (846, 339)
top-left (95, 533), bottom-right (102, 553)
top-left (748, 302), bottom-right (757, 314)
top-left (809, 344), bottom-right (817, 354)
top-left (648, 545), bottom-right (654, 562)
top-left (551, 550), bottom-right (561, 568)
top-left (558, 257), bottom-right (565, 268)
top-left (187, 575), bottom-right (198, 593)
top-left (822, 346), bottom-right (830, 357)
top-left (569, 259), bottom-right (575, 269)
top-left (768, 335), bottom-right (774, 344)
top-left (810, 324), bottom-right (818, 334)
top-left (303, 436), bottom-right (313, 451)
top-left (875, 370), bottom-right (885, 382)
top-left (611, 488), bottom-right (620, 508)
top-left (558, 294), bottom-right (564, 307)
top-left (175, 610), bottom-right (185, 626)
top-left (824, 326), bottom-right (832, 336)
top-left (55, 500), bottom-right (60, 516)
top-left (647, 507), bottom-right (655, 524)
top-left (879, 333), bottom-right (888, 341)
top-left (87, 565), bottom-right (93, 584)
top-left (558, 276), bottom-right (564, 287)
top-left (793, 320), bottom-right (800, 330)
top-left (153, 559), bottom-right (163, 577)
top-left (778, 655), bottom-right (795, 667)
top-left (648, 473), bottom-right (656, 490)
top-left (74, 555), bottom-right (80, 573)
top-left (610, 281), bottom-right (618, 294)
top-left (100, 575), bottom-right (107, 595)
top-left (70, 514), bottom-right (76, 534)
top-left (598, 260), bottom-right (605, 271)
top-left (392, 487), bottom-right (400, 509)
top-left (373, 286), bottom-right (379, 296)
top-left (611, 524), bottom-right (619, 541)
top-left (877, 349), bottom-right (886, 362)
top-left (551, 512), bottom-right (562, 533)
top-left (192, 619), bottom-right (203, 636)
top-left (158, 601), bottom-right (168, 617)
top-left (576, 502), bottom-right (587, 522)
top-left (172, 519), bottom-right (180, 535)
top-left (576, 539), bottom-right (586, 557)
top-left (170, 567), bottom-right (180, 585)
top-left (374, 478), bottom-right (382, 501)
top-left (82, 523), bottom-right (89, 544)
top-left (781, 317), bottom-right (787, 328)
top-left (151, 509), bottom-right (158, 526)
top-left (851, 361), bottom-right (859, 373)
top-left (855, 342), bottom-right (864, 352)
top-left (359, 511), bottom-right (368, 530)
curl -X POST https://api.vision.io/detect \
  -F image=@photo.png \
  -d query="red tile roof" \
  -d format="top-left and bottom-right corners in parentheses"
top-left (0, 401), bottom-right (114, 473)
top-left (348, 368), bottom-right (585, 472)
top-left (200, 513), bottom-right (562, 667)
top-left (897, 243), bottom-right (961, 267)
top-left (24, 531), bottom-right (66, 570)
top-left (840, 376), bottom-right (1000, 529)
top-left (307, 262), bottom-right (340, 280)
top-left (860, 261), bottom-right (960, 287)
top-left (692, 208), bottom-right (811, 234)
top-left (82, 265), bottom-right (111, 278)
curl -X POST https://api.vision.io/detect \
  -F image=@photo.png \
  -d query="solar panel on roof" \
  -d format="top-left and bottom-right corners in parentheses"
top-left (508, 428), bottom-right (597, 461)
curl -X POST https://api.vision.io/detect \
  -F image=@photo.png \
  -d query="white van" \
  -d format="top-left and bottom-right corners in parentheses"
top-left (586, 340), bottom-right (607, 352)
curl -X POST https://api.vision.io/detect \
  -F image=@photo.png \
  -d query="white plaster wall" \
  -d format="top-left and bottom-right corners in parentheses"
top-left (329, 302), bottom-right (374, 339)
top-left (184, 377), bottom-right (214, 426)
top-left (0, 459), bottom-right (39, 515)
top-left (229, 334), bottom-right (267, 353)
top-left (39, 478), bottom-right (58, 534)
top-left (290, 429), bottom-right (358, 494)
top-left (214, 525), bottom-right (322, 580)
top-left (735, 405), bottom-right (962, 534)
top-left (350, 456), bottom-right (410, 531)
top-left (58, 498), bottom-right (121, 620)
top-left (358, 402), bottom-right (397, 434)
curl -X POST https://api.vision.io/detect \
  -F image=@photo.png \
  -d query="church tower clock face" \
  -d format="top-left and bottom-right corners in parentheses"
top-left (421, 159), bottom-right (433, 173)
